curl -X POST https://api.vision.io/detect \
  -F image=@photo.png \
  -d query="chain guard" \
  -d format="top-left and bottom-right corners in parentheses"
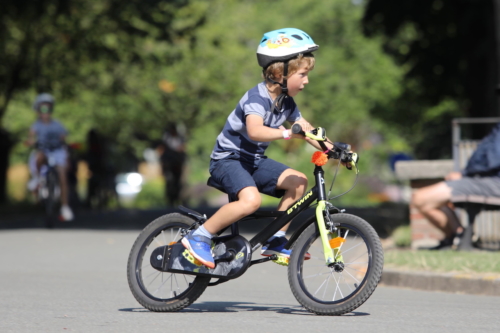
top-left (150, 235), bottom-right (252, 279)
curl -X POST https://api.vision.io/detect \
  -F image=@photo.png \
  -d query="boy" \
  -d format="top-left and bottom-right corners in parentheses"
top-left (182, 28), bottom-right (333, 268)
top-left (27, 93), bottom-right (74, 221)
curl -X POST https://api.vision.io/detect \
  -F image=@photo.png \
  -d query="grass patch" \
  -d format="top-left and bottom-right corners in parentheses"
top-left (384, 249), bottom-right (500, 274)
top-left (391, 225), bottom-right (411, 248)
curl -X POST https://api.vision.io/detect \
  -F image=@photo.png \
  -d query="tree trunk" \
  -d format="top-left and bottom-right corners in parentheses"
top-left (0, 128), bottom-right (13, 204)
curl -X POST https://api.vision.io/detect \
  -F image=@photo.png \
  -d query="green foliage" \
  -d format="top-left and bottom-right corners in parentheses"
top-left (131, 179), bottom-right (166, 209)
top-left (363, 0), bottom-right (497, 158)
top-left (391, 225), bottom-right (412, 248)
top-left (3, 0), bottom-right (415, 206)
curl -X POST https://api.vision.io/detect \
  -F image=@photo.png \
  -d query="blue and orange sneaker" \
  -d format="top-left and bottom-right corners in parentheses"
top-left (181, 232), bottom-right (215, 269)
top-left (261, 236), bottom-right (311, 260)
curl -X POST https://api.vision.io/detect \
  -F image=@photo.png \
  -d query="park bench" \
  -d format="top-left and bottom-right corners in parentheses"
top-left (451, 118), bottom-right (500, 251)
top-left (395, 117), bottom-right (500, 251)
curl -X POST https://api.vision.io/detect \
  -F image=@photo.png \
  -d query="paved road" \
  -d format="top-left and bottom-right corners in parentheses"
top-left (1, 229), bottom-right (500, 333)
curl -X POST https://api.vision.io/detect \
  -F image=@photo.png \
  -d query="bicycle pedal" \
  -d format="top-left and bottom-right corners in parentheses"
top-left (182, 249), bottom-right (203, 267)
top-left (272, 256), bottom-right (289, 266)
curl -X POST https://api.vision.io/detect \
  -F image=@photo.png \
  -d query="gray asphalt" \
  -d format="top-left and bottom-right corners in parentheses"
top-left (1, 229), bottom-right (500, 333)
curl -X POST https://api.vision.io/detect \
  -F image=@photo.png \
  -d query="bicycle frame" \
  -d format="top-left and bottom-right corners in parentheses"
top-left (225, 164), bottom-right (338, 265)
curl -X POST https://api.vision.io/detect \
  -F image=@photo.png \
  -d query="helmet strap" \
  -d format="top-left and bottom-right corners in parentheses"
top-left (265, 60), bottom-right (289, 113)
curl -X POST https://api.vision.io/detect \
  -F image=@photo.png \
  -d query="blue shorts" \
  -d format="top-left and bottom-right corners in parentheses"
top-left (209, 152), bottom-right (290, 201)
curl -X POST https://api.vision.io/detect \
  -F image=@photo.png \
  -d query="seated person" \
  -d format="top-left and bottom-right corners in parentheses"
top-left (412, 124), bottom-right (500, 249)
top-left (27, 93), bottom-right (74, 221)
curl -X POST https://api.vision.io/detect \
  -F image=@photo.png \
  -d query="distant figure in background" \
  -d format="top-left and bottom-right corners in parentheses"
top-left (160, 123), bottom-right (186, 206)
top-left (85, 128), bottom-right (117, 209)
top-left (26, 93), bottom-right (74, 221)
top-left (412, 124), bottom-right (500, 249)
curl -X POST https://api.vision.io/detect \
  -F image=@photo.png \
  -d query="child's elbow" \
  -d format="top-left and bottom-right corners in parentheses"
top-left (247, 129), bottom-right (259, 141)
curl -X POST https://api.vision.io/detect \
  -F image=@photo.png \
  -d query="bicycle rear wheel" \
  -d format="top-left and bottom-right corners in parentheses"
top-left (288, 213), bottom-right (384, 315)
top-left (127, 213), bottom-right (210, 312)
top-left (45, 169), bottom-right (59, 228)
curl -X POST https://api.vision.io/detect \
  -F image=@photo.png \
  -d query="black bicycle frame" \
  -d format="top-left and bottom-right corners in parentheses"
top-left (228, 165), bottom-right (329, 252)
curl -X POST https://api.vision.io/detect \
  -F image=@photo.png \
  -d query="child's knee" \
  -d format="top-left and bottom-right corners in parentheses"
top-left (237, 189), bottom-right (261, 214)
top-left (293, 172), bottom-right (308, 193)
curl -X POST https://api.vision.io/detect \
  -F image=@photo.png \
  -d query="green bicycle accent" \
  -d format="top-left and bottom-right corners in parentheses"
top-left (315, 200), bottom-right (336, 264)
top-left (182, 249), bottom-right (203, 266)
top-left (316, 201), bottom-right (345, 265)
top-left (304, 127), bottom-right (326, 141)
top-left (272, 256), bottom-right (289, 266)
top-left (350, 153), bottom-right (359, 174)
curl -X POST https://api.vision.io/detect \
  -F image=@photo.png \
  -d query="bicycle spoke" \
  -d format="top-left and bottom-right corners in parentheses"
top-left (303, 270), bottom-right (333, 279)
top-left (342, 267), bottom-right (362, 285)
top-left (330, 270), bottom-right (344, 301)
top-left (152, 273), bottom-right (173, 296)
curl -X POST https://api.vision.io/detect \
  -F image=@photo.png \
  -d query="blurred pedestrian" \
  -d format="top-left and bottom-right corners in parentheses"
top-left (85, 128), bottom-right (117, 209)
top-left (159, 123), bottom-right (186, 206)
top-left (412, 124), bottom-right (500, 249)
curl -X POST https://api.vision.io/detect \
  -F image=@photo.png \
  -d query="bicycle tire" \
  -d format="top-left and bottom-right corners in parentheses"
top-left (288, 213), bottom-right (384, 315)
top-left (45, 169), bottom-right (59, 223)
top-left (127, 213), bottom-right (210, 312)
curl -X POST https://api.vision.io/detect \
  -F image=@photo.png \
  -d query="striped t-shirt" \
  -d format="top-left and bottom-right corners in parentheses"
top-left (210, 82), bottom-right (302, 160)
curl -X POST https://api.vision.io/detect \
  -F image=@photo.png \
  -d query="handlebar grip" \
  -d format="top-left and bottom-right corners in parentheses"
top-left (292, 123), bottom-right (304, 135)
top-left (334, 142), bottom-right (351, 151)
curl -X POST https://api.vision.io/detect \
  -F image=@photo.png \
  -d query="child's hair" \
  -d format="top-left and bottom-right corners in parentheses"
top-left (263, 53), bottom-right (315, 82)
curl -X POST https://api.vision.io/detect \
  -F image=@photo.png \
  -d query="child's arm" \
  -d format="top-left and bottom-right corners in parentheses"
top-left (25, 128), bottom-right (36, 147)
top-left (246, 115), bottom-right (304, 141)
top-left (290, 118), bottom-right (334, 151)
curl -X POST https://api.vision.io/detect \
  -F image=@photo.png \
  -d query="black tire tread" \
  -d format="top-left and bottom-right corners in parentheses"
top-left (288, 213), bottom-right (384, 315)
top-left (127, 213), bottom-right (210, 312)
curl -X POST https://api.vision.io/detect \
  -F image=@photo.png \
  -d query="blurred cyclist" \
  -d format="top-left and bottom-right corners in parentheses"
top-left (26, 93), bottom-right (74, 221)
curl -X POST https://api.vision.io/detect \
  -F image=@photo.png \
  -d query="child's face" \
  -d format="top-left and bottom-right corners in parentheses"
top-left (285, 64), bottom-right (310, 97)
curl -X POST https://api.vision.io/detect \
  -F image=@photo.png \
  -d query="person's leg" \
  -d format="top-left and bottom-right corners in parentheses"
top-left (275, 169), bottom-right (308, 232)
top-left (411, 182), bottom-right (462, 238)
top-left (27, 151), bottom-right (44, 194)
top-left (56, 165), bottom-right (69, 207)
top-left (35, 151), bottom-right (47, 173)
top-left (182, 186), bottom-right (260, 268)
top-left (253, 162), bottom-right (308, 258)
top-left (52, 149), bottom-right (73, 221)
top-left (202, 186), bottom-right (261, 234)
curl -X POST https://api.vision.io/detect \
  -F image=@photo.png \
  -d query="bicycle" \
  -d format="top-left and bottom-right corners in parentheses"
top-left (127, 124), bottom-right (384, 316)
top-left (33, 151), bottom-right (61, 228)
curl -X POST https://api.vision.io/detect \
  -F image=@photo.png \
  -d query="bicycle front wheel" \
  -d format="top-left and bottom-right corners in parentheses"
top-left (288, 213), bottom-right (384, 315)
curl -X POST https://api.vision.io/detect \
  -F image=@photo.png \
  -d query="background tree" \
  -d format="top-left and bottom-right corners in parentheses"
top-left (363, 0), bottom-right (498, 159)
top-left (0, 0), bottom-right (207, 203)
top-left (7, 0), bottom-right (459, 206)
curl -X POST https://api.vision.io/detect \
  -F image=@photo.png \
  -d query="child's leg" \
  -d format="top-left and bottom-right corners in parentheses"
top-left (184, 186), bottom-right (260, 268)
top-left (201, 186), bottom-right (261, 234)
top-left (275, 168), bottom-right (308, 232)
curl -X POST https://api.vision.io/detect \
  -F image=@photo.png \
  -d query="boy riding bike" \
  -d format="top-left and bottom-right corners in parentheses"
top-left (26, 93), bottom-right (74, 221)
top-left (182, 28), bottom-right (347, 269)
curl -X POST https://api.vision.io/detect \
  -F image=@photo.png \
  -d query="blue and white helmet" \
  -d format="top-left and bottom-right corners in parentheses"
top-left (33, 93), bottom-right (55, 112)
top-left (256, 28), bottom-right (319, 69)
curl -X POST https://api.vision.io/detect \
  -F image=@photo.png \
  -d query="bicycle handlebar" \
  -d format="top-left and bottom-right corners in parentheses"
top-left (291, 123), bottom-right (358, 170)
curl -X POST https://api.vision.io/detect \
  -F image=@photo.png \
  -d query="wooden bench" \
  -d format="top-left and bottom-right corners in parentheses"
top-left (452, 118), bottom-right (500, 251)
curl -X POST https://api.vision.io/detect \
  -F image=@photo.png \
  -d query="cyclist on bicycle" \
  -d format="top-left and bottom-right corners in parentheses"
top-left (182, 28), bottom-right (337, 268)
top-left (26, 93), bottom-right (74, 221)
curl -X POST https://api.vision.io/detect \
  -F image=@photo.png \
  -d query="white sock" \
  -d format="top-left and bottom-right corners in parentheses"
top-left (193, 225), bottom-right (213, 239)
top-left (268, 230), bottom-right (286, 241)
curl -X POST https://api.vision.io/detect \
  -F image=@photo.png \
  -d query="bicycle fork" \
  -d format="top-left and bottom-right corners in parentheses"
top-left (315, 201), bottom-right (343, 265)
top-left (314, 165), bottom-right (344, 266)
